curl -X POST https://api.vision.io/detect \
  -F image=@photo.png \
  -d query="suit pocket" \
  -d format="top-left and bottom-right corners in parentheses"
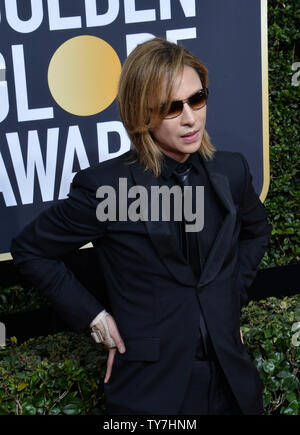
top-left (116, 337), bottom-right (160, 362)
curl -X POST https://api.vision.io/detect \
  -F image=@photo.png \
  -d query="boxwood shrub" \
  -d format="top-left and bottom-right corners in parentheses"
top-left (263, 0), bottom-right (300, 267)
top-left (240, 295), bottom-right (300, 415)
top-left (0, 331), bottom-right (107, 415)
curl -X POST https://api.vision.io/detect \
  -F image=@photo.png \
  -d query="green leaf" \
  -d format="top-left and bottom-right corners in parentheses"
top-left (62, 403), bottom-right (82, 415)
top-left (281, 406), bottom-right (298, 415)
top-left (23, 404), bottom-right (37, 415)
top-left (262, 391), bottom-right (273, 407)
top-left (17, 383), bottom-right (28, 392)
top-left (48, 407), bottom-right (61, 415)
top-left (34, 397), bottom-right (46, 408)
top-left (288, 400), bottom-right (299, 412)
top-left (281, 374), bottom-right (299, 392)
top-left (277, 370), bottom-right (292, 379)
top-left (267, 377), bottom-right (280, 392)
top-left (263, 360), bottom-right (276, 374)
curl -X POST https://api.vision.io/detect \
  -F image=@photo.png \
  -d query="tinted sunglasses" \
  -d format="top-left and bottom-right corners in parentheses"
top-left (160, 88), bottom-right (209, 119)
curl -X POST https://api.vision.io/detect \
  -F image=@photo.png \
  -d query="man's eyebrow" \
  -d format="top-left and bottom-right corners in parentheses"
top-left (169, 88), bottom-right (204, 102)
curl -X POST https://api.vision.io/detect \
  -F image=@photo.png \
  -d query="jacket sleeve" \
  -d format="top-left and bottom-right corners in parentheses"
top-left (236, 153), bottom-right (272, 309)
top-left (10, 170), bottom-right (106, 332)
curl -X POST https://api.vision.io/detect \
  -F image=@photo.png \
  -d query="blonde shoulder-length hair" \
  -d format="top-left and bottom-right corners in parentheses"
top-left (117, 37), bottom-right (216, 176)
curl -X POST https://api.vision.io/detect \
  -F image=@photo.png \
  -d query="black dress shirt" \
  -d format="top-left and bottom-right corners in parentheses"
top-left (160, 151), bottom-right (226, 277)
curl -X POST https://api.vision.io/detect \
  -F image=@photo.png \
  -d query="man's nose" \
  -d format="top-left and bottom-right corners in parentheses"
top-left (180, 102), bottom-right (196, 125)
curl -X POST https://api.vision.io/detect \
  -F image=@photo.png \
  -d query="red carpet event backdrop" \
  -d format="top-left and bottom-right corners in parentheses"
top-left (0, 0), bottom-right (269, 257)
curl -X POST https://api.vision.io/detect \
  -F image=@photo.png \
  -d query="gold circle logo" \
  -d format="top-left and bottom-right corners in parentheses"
top-left (48, 35), bottom-right (121, 116)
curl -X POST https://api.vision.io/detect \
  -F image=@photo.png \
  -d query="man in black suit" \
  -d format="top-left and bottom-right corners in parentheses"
top-left (10, 38), bottom-right (271, 415)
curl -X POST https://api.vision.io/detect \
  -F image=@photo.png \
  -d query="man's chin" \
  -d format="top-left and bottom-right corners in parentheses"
top-left (175, 147), bottom-right (201, 162)
top-left (180, 142), bottom-right (201, 155)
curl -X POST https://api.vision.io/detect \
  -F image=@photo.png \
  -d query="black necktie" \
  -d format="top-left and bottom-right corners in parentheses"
top-left (173, 162), bottom-right (200, 277)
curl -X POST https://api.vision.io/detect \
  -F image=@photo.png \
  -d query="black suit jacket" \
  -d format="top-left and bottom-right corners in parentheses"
top-left (10, 150), bottom-right (272, 415)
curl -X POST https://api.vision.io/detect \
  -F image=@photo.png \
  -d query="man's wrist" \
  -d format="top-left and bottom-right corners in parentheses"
top-left (89, 309), bottom-right (109, 328)
top-left (89, 309), bottom-right (116, 348)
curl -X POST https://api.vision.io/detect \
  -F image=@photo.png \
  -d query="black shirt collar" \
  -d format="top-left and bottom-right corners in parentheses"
top-left (161, 151), bottom-right (202, 180)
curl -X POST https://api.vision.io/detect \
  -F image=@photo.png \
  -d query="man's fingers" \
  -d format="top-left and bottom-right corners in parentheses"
top-left (240, 328), bottom-right (244, 344)
top-left (106, 315), bottom-right (126, 353)
top-left (104, 347), bottom-right (116, 383)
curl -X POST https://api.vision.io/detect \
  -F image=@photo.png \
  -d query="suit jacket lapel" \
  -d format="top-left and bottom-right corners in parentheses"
top-left (197, 158), bottom-right (237, 289)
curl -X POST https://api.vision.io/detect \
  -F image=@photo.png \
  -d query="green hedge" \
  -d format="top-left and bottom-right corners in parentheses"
top-left (0, 295), bottom-right (299, 415)
top-left (240, 295), bottom-right (300, 415)
top-left (263, 0), bottom-right (300, 267)
top-left (0, 331), bottom-right (107, 415)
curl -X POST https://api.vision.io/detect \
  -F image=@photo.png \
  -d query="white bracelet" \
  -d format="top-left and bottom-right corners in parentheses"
top-left (90, 310), bottom-right (116, 348)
